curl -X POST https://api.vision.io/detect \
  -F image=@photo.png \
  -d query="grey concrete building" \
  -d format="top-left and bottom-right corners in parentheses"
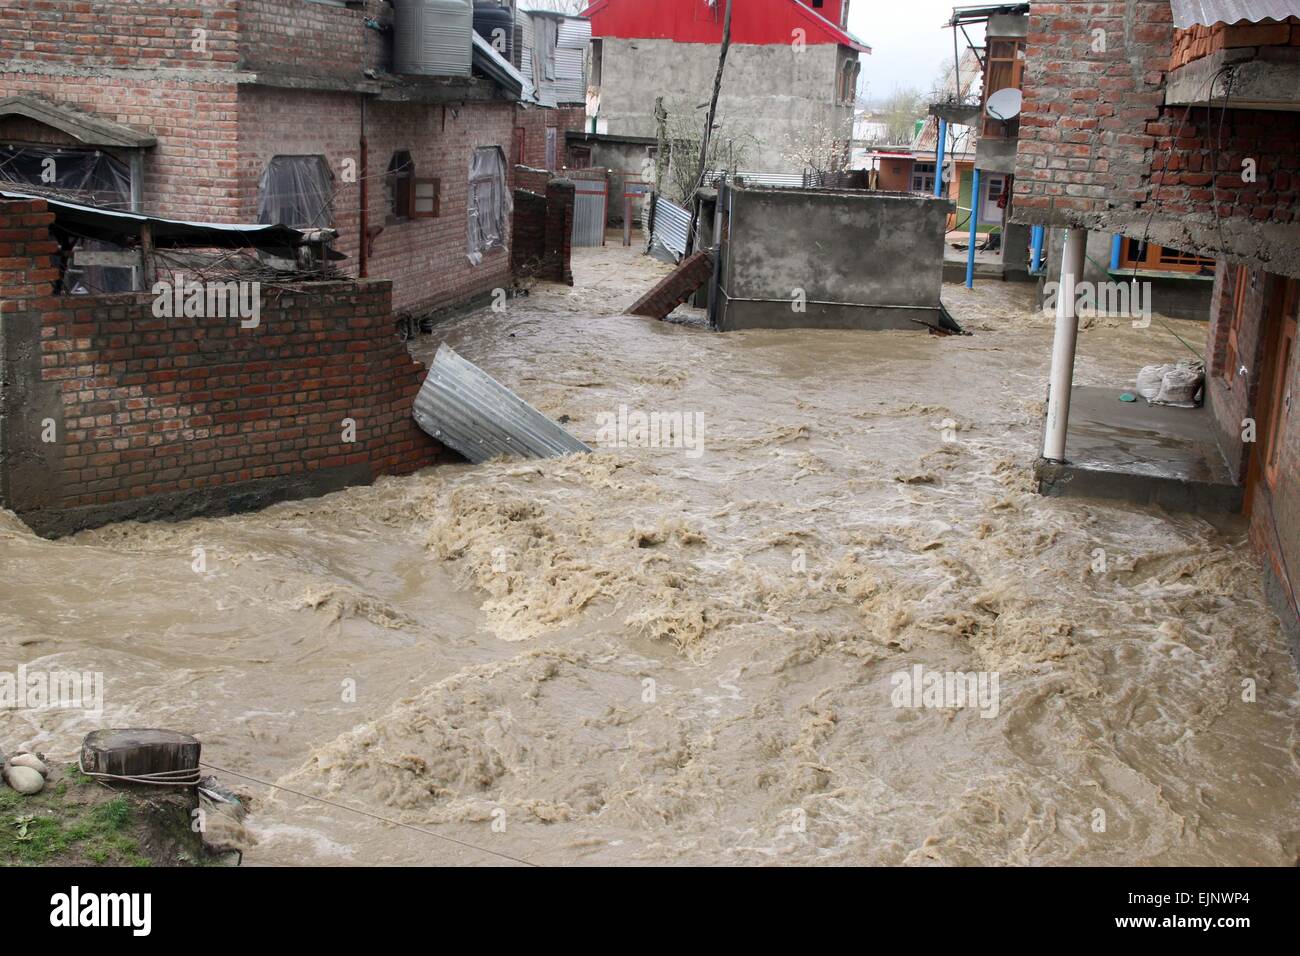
top-left (585, 0), bottom-right (869, 175)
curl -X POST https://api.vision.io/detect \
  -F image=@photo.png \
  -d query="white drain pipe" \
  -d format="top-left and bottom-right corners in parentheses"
top-left (1042, 227), bottom-right (1087, 462)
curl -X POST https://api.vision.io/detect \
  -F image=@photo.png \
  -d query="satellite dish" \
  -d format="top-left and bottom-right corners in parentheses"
top-left (986, 88), bottom-right (1023, 121)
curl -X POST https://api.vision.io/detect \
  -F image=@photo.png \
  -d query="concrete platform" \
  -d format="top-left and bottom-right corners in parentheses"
top-left (1035, 385), bottom-right (1242, 514)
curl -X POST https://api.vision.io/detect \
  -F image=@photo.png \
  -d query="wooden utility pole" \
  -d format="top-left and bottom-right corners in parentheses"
top-left (686, 0), bottom-right (733, 254)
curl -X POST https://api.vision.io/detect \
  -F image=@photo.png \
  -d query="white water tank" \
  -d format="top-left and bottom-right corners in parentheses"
top-left (393, 0), bottom-right (473, 77)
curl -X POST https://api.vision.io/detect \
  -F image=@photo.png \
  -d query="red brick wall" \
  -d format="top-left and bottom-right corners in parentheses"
top-left (512, 177), bottom-right (574, 284)
top-left (513, 105), bottom-right (588, 170)
top-left (1015, 1), bottom-right (1300, 243)
top-left (0, 0), bottom-right (239, 70)
top-left (1171, 17), bottom-right (1300, 70)
top-left (234, 89), bottom-right (514, 315)
top-left (0, 72), bottom-right (242, 222)
top-left (3, 1), bottom-right (516, 316)
top-left (0, 199), bottom-right (440, 533)
top-left (1015, 0), bottom-right (1172, 219)
top-left (238, 0), bottom-right (389, 80)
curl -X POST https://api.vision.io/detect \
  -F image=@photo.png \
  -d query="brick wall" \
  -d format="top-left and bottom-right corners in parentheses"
top-left (0, 199), bottom-right (441, 536)
top-left (0, 72), bottom-right (242, 222)
top-left (1171, 17), bottom-right (1300, 70)
top-left (238, 0), bottom-right (388, 81)
top-left (3, 1), bottom-right (517, 317)
top-left (1014, 0), bottom-right (1300, 279)
top-left (0, 0), bottom-right (239, 71)
top-left (511, 175), bottom-right (574, 284)
top-left (513, 105), bottom-right (588, 170)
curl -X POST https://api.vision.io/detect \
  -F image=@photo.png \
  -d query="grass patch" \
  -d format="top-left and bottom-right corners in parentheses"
top-left (0, 765), bottom-right (204, 867)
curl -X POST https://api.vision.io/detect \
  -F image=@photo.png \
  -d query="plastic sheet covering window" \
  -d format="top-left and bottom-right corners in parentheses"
top-left (0, 145), bottom-right (135, 293)
top-left (467, 146), bottom-right (511, 266)
top-left (257, 155), bottom-right (334, 229)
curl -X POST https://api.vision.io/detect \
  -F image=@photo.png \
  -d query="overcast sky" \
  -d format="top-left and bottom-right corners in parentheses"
top-left (848, 1), bottom-right (983, 102)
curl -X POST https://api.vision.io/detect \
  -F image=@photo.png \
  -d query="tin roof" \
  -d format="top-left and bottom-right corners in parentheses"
top-left (1170, 0), bottom-right (1300, 27)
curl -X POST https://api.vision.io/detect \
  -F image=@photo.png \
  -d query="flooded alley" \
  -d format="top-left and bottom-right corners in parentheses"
top-left (2, 241), bottom-right (1297, 866)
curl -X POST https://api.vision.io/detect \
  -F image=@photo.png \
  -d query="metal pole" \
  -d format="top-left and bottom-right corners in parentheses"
top-left (1042, 227), bottom-right (1088, 462)
top-left (965, 167), bottom-right (981, 288)
top-left (934, 118), bottom-right (946, 198)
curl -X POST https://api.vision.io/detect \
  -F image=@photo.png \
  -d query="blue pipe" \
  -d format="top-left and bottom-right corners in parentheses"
top-left (934, 118), bottom-right (946, 198)
top-left (1030, 225), bottom-right (1044, 273)
top-left (1109, 233), bottom-right (1123, 271)
top-left (966, 167), bottom-right (981, 289)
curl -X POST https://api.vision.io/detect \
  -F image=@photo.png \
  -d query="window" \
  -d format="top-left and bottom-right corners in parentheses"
top-left (257, 155), bottom-right (334, 228)
top-left (912, 161), bottom-right (936, 194)
top-left (545, 127), bottom-right (558, 170)
top-left (387, 150), bottom-right (414, 222)
top-left (1224, 265), bottom-right (1250, 384)
top-left (1118, 239), bottom-right (1216, 275)
top-left (515, 127), bottom-right (527, 165)
top-left (467, 146), bottom-right (509, 265)
top-left (981, 38), bottom-right (1025, 138)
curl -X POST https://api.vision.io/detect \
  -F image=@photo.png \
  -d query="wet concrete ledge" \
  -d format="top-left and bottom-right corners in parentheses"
top-left (1035, 456), bottom-right (1243, 514)
top-left (14, 463), bottom-right (373, 539)
top-left (1034, 385), bottom-right (1243, 515)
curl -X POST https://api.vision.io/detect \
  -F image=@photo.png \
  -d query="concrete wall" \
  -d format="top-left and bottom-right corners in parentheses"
top-left (595, 39), bottom-right (853, 173)
top-left (717, 186), bottom-right (951, 331)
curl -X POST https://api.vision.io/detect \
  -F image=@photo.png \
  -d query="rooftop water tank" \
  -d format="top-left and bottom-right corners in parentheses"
top-left (393, 0), bottom-right (473, 78)
top-left (472, 1), bottom-right (514, 62)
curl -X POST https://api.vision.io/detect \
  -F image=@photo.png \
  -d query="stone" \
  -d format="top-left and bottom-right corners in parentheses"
top-left (7, 753), bottom-right (48, 777)
top-left (4, 765), bottom-right (44, 795)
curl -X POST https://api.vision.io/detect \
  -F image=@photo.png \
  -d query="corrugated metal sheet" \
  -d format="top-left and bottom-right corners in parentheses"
top-left (516, 11), bottom-right (558, 108)
top-left (413, 343), bottom-right (591, 463)
top-left (1171, 0), bottom-right (1300, 26)
top-left (650, 193), bottom-right (691, 260)
top-left (555, 16), bottom-right (590, 104)
top-left (471, 32), bottom-right (524, 98)
top-left (553, 48), bottom-right (586, 103)
top-left (393, 0), bottom-right (473, 77)
top-left (704, 169), bottom-right (810, 188)
top-left (571, 177), bottom-right (607, 246)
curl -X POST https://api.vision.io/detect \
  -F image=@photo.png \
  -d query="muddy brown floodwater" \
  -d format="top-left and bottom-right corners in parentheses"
top-left (2, 240), bottom-right (1298, 866)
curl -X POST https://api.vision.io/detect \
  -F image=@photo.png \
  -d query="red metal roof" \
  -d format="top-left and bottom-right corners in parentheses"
top-left (581, 0), bottom-right (870, 52)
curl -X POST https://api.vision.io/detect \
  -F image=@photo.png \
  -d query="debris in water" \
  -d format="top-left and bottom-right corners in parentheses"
top-left (413, 343), bottom-right (591, 463)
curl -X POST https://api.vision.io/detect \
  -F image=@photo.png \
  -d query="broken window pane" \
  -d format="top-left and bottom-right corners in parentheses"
top-left (467, 146), bottom-right (510, 266)
top-left (257, 155), bottom-right (334, 229)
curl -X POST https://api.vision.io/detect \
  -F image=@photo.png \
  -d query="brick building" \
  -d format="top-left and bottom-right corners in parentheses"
top-left (0, 197), bottom-right (443, 535)
top-left (0, 0), bottom-right (524, 317)
top-left (1015, 0), bottom-right (1300, 640)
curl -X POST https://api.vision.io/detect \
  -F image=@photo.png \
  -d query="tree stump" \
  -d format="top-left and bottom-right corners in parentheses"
top-left (80, 729), bottom-right (201, 783)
